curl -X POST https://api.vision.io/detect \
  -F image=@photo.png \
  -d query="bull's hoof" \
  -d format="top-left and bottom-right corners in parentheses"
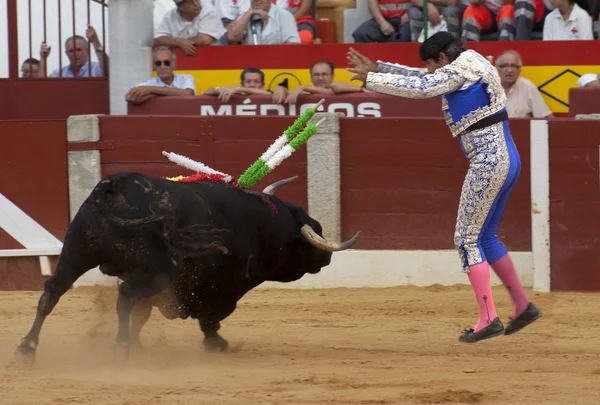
top-left (203, 335), bottom-right (229, 352)
top-left (113, 341), bottom-right (131, 363)
top-left (7, 344), bottom-right (36, 370)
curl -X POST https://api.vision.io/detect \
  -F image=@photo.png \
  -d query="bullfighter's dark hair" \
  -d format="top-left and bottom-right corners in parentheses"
top-left (419, 32), bottom-right (466, 63)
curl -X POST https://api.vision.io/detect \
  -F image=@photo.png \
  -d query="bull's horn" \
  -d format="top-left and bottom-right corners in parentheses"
top-left (262, 176), bottom-right (299, 196)
top-left (300, 224), bottom-right (360, 252)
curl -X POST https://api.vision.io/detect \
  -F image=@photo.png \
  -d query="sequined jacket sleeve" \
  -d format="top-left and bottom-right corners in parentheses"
top-left (376, 61), bottom-right (428, 78)
top-left (365, 66), bottom-right (466, 99)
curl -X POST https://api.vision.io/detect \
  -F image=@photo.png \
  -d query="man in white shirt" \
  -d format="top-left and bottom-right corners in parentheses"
top-left (222, 0), bottom-right (301, 45)
top-left (154, 0), bottom-right (226, 56)
top-left (496, 50), bottom-right (553, 118)
top-left (125, 46), bottom-right (196, 105)
top-left (577, 73), bottom-right (600, 87)
top-left (543, 0), bottom-right (594, 40)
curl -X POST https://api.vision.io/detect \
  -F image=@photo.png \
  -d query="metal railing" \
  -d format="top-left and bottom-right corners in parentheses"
top-left (9, 0), bottom-right (108, 79)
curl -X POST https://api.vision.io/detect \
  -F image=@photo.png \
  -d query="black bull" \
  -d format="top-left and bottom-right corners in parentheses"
top-left (16, 172), bottom-right (360, 361)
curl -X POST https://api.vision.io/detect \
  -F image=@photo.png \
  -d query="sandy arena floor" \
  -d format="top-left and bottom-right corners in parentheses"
top-left (1, 284), bottom-right (599, 404)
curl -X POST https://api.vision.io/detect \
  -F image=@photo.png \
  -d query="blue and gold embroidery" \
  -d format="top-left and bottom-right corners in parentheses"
top-left (367, 50), bottom-right (507, 138)
top-left (453, 122), bottom-right (511, 271)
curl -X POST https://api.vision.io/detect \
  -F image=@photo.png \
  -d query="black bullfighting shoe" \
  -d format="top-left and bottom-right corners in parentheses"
top-left (504, 302), bottom-right (541, 336)
top-left (459, 317), bottom-right (504, 343)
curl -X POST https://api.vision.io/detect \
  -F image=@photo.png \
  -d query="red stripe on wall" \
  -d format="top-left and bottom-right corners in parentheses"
top-left (174, 41), bottom-right (600, 70)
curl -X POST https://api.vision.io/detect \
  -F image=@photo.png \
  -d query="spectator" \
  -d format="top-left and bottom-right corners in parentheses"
top-left (543, 0), bottom-right (594, 39)
top-left (283, 61), bottom-right (366, 104)
top-left (577, 73), bottom-right (600, 86)
top-left (501, 0), bottom-right (553, 40)
top-left (125, 46), bottom-right (196, 105)
top-left (21, 58), bottom-right (41, 78)
top-left (222, 0), bottom-right (301, 44)
top-left (276, 0), bottom-right (317, 44)
top-left (154, 0), bottom-right (226, 56)
top-left (43, 25), bottom-right (108, 78)
top-left (496, 50), bottom-right (553, 118)
top-left (408, 0), bottom-right (463, 41)
top-left (203, 67), bottom-right (287, 102)
top-left (461, 0), bottom-right (515, 41)
top-left (352, 0), bottom-right (412, 43)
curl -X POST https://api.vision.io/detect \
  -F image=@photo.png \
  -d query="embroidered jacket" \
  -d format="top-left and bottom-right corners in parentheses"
top-left (366, 50), bottom-right (507, 137)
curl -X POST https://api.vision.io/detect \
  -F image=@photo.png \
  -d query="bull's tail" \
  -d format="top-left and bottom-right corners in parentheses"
top-left (90, 174), bottom-right (167, 227)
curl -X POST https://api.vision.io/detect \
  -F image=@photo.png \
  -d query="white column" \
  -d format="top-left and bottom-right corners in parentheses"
top-left (67, 115), bottom-right (116, 287)
top-left (109, 0), bottom-right (155, 115)
top-left (530, 120), bottom-right (551, 293)
top-left (306, 112), bottom-right (343, 242)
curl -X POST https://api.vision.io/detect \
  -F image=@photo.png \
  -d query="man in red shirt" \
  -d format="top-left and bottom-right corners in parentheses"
top-left (352, 0), bottom-right (412, 42)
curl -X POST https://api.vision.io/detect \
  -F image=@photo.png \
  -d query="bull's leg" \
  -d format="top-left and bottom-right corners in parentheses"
top-left (198, 300), bottom-right (237, 352)
top-left (115, 258), bottom-right (180, 358)
top-left (16, 231), bottom-right (101, 364)
top-left (130, 297), bottom-right (153, 349)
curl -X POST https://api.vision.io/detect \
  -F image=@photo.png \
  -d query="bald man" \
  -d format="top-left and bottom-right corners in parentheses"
top-left (496, 50), bottom-right (553, 119)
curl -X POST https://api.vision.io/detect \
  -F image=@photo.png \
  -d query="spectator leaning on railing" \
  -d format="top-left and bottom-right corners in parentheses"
top-left (41, 25), bottom-right (108, 78)
top-left (282, 61), bottom-right (367, 104)
top-left (203, 67), bottom-right (288, 102)
top-left (125, 46), bottom-right (196, 105)
top-left (496, 50), bottom-right (553, 118)
top-left (543, 0), bottom-right (594, 39)
top-left (154, 0), bottom-right (226, 56)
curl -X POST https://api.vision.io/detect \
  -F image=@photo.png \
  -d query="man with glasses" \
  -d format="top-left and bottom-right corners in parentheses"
top-left (125, 46), bottom-right (196, 105)
top-left (283, 61), bottom-right (366, 104)
top-left (496, 50), bottom-right (553, 118)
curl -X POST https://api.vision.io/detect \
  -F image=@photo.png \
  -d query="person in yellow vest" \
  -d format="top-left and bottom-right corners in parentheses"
top-left (352, 0), bottom-right (412, 42)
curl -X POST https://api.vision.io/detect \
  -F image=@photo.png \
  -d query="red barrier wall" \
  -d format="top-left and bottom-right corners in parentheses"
top-left (339, 118), bottom-right (532, 251)
top-left (0, 121), bottom-right (69, 290)
top-left (127, 94), bottom-right (443, 119)
top-left (549, 121), bottom-right (600, 291)
top-left (568, 88), bottom-right (600, 116)
top-left (96, 116), bottom-right (308, 209)
top-left (2, 115), bottom-right (599, 292)
top-left (0, 79), bottom-right (109, 120)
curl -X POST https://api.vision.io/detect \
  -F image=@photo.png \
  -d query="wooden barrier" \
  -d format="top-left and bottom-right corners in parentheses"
top-left (127, 94), bottom-right (443, 119)
top-left (1, 115), bottom-right (600, 292)
top-left (0, 121), bottom-right (69, 290)
top-left (97, 116), bottom-right (308, 209)
top-left (548, 120), bottom-right (600, 291)
top-left (339, 118), bottom-right (532, 251)
top-left (568, 87), bottom-right (600, 116)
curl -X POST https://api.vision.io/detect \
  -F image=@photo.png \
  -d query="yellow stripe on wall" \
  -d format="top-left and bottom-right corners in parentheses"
top-left (175, 65), bottom-right (600, 114)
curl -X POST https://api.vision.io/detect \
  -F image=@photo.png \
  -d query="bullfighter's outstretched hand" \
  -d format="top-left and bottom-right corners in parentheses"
top-left (347, 47), bottom-right (378, 83)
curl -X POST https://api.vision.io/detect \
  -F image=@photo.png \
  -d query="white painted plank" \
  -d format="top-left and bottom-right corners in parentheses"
top-left (39, 256), bottom-right (53, 276)
top-left (0, 248), bottom-right (62, 257)
top-left (530, 120), bottom-right (551, 293)
top-left (0, 193), bottom-right (63, 248)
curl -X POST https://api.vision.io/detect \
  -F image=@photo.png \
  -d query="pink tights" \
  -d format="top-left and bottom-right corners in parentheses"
top-left (468, 254), bottom-right (530, 332)
top-left (490, 254), bottom-right (530, 319)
